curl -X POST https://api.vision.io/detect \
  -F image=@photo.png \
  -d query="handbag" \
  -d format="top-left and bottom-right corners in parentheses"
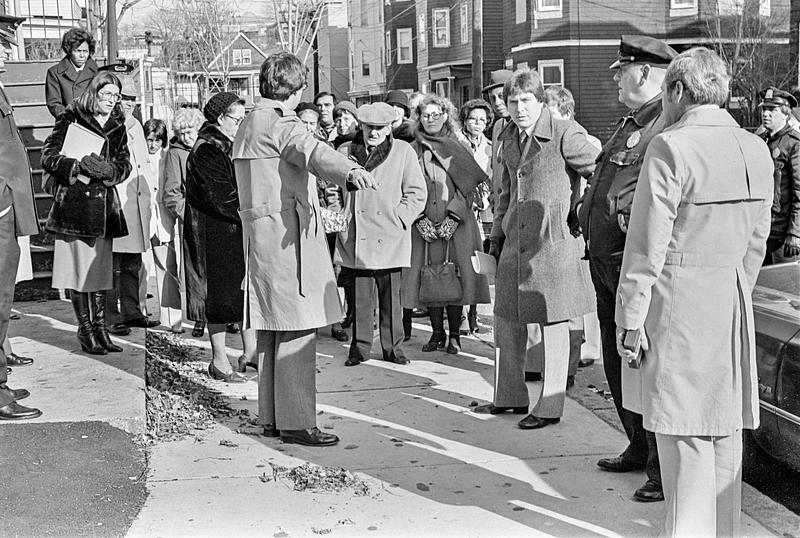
top-left (419, 240), bottom-right (462, 305)
top-left (320, 206), bottom-right (348, 234)
top-left (46, 180), bottom-right (108, 238)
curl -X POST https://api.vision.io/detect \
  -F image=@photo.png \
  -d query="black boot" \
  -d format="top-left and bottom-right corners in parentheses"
top-left (91, 291), bottom-right (123, 352)
top-left (70, 291), bottom-right (106, 355)
top-left (422, 307), bottom-right (446, 352)
top-left (446, 305), bottom-right (463, 354)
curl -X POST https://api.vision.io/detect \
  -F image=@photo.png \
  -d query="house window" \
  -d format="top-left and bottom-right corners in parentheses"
top-left (397, 28), bottom-right (413, 64)
top-left (537, 59), bottom-right (564, 88)
top-left (432, 8), bottom-right (450, 48)
top-left (418, 13), bottom-right (426, 48)
top-left (670, 0), bottom-right (698, 16)
top-left (516, 0), bottom-right (526, 24)
top-left (385, 30), bottom-right (391, 65)
top-left (537, 0), bottom-right (561, 11)
top-left (435, 80), bottom-right (449, 98)
top-left (232, 49), bottom-right (242, 66)
top-left (242, 49), bottom-right (251, 66)
top-left (460, 2), bottom-right (469, 44)
top-left (360, 0), bottom-right (370, 26)
top-left (362, 51), bottom-right (370, 77)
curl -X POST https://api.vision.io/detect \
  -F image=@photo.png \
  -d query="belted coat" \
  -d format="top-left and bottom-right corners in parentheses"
top-left (616, 106), bottom-right (773, 436)
top-left (492, 107), bottom-right (598, 323)
top-left (232, 99), bottom-right (360, 331)
top-left (0, 84), bottom-right (38, 237)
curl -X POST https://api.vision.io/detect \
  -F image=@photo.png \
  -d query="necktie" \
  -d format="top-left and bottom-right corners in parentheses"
top-left (519, 131), bottom-right (528, 154)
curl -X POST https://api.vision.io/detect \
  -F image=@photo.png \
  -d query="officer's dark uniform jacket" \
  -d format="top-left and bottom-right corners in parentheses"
top-left (578, 94), bottom-right (666, 260)
top-left (760, 122), bottom-right (800, 242)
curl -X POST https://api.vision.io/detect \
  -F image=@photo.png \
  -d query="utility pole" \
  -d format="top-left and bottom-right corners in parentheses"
top-left (471, 0), bottom-right (483, 98)
top-left (107, 0), bottom-right (117, 63)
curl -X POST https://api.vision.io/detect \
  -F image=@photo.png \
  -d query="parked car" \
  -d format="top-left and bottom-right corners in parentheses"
top-left (752, 260), bottom-right (800, 470)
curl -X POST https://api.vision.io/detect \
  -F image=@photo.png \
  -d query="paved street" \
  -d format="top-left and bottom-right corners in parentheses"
top-left (2, 298), bottom-right (799, 537)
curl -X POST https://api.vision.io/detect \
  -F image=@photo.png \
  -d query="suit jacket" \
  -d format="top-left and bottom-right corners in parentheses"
top-left (616, 105), bottom-right (773, 435)
top-left (0, 84), bottom-right (39, 237)
top-left (45, 56), bottom-right (98, 119)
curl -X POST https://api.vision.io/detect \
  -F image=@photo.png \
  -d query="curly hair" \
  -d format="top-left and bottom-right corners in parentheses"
top-left (172, 107), bottom-right (205, 134)
top-left (61, 28), bottom-right (95, 55)
top-left (458, 98), bottom-right (494, 128)
top-left (412, 93), bottom-right (459, 138)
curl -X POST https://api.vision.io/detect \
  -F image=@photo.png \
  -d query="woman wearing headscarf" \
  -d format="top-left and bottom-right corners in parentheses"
top-left (183, 92), bottom-right (256, 383)
top-left (45, 28), bottom-right (99, 119)
top-left (42, 71), bottom-right (131, 355)
top-left (402, 94), bottom-right (490, 355)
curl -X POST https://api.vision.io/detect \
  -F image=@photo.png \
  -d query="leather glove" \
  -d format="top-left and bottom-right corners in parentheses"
top-left (785, 235), bottom-right (800, 258)
top-left (567, 208), bottom-right (581, 238)
top-left (345, 168), bottom-right (378, 191)
top-left (79, 153), bottom-right (115, 181)
top-left (436, 215), bottom-right (459, 240)
top-left (488, 236), bottom-right (504, 262)
top-left (415, 217), bottom-right (438, 243)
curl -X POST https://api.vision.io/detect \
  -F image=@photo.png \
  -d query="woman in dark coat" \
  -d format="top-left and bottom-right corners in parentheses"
top-left (45, 28), bottom-right (99, 119)
top-left (402, 94), bottom-right (491, 354)
top-left (42, 71), bottom-right (132, 355)
top-left (183, 92), bottom-right (255, 383)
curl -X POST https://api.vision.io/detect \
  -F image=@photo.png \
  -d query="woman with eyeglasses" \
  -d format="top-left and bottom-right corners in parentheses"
top-left (457, 99), bottom-right (495, 335)
top-left (402, 94), bottom-right (490, 355)
top-left (45, 28), bottom-right (99, 119)
top-left (183, 92), bottom-right (256, 383)
top-left (42, 72), bottom-right (132, 355)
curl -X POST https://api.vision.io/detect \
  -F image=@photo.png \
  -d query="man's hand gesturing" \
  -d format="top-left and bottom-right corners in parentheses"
top-left (346, 169), bottom-right (378, 191)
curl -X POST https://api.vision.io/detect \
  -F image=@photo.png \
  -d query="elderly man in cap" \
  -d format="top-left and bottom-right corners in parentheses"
top-left (0, 14), bottom-right (43, 419)
top-left (334, 102), bottom-right (426, 366)
top-left (99, 64), bottom-right (159, 335)
top-left (758, 87), bottom-right (800, 264)
top-left (577, 35), bottom-right (678, 503)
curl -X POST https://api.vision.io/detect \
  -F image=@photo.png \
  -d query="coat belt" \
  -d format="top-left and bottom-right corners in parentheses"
top-left (663, 252), bottom-right (742, 267)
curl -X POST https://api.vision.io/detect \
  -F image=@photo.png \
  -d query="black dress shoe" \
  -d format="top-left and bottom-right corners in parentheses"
top-left (207, 363), bottom-right (247, 383)
top-left (226, 323), bottom-right (240, 334)
top-left (472, 403), bottom-right (528, 414)
top-left (331, 328), bottom-right (350, 342)
top-left (633, 479), bottom-right (664, 502)
top-left (6, 353), bottom-right (33, 366)
top-left (1, 384), bottom-right (29, 400)
top-left (125, 317), bottom-right (160, 329)
top-left (280, 427), bottom-right (339, 446)
top-left (578, 358), bottom-right (595, 367)
top-left (597, 455), bottom-right (646, 473)
top-left (0, 401), bottom-right (42, 420)
top-left (236, 355), bottom-right (258, 373)
top-left (262, 425), bottom-right (279, 438)
top-left (518, 414), bottom-right (560, 429)
top-left (344, 355), bottom-right (368, 367)
top-left (422, 333), bottom-right (446, 352)
top-left (107, 323), bottom-right (132, 336)
top-left (384, 354), bottom-right (409, 365)
top-left (524, 372), bottom-right (542, 382)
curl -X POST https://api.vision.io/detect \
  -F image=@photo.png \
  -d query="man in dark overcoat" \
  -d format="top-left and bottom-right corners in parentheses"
top-left (0, 14), bottom-right (43, 419)
top-left (474, 68), bottom-right (598, 430)
top-left (577, 35), bottom-right (677, 502)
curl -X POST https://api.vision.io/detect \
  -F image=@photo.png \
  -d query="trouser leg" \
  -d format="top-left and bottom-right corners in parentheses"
top-left (350, 271), bottom-right (375, 360)
top-left (567, 317), bottom-right (582, 377)
top-left (656, 433), bottom-right (725, 537)
top-left (428, 306), bottom-right (445, 336)
top-left (0, 207), bottom-right (19, 405)
top-left (530, 321), bottom-right (569, 419)
top-left (272, 329), bottom-right (317, 430)
top-left (647, 430), bottom-right (662, 485)
top-left (493, 315), bottom-right (529, 408)
top-left (402, 308), bottom-right (412, 340)
top-left (376, 269), bottom-right (404, 361)
top-left (714, 432), bottom-right (743, 537)
top-left (119, 252), bottom-right (144, 321)
top-left (524, 323), bottom-right (543, 374)
top-left (257, 330), bottom-right (276, 427)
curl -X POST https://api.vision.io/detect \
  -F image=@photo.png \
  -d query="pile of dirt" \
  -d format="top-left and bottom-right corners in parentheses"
top-left (266, 463), bottom-right (372, 496)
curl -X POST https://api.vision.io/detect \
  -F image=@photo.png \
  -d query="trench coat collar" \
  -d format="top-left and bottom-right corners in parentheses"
top-left (55, 55), bottom-right (98, 82)
top-left (498, 105), bottom-right (554, 170)
top-left (665, 104), bottom-right (738, 133)
top-left (253, 97), bottom-right (296, 117)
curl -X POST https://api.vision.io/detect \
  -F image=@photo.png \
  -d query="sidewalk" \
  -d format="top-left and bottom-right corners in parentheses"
top-left (4, 299), bottom-right (798, 537)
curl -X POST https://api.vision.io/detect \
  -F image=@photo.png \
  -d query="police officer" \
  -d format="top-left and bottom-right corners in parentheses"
top-left (758, 87), bottom-right (800, 264)
top-left (577, 35), bottom-right (678, 503)
top-left (0, 14), bottom-right (43, 419)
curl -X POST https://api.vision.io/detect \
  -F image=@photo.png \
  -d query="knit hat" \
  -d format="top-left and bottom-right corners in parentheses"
top-left (333, 100), bottom-right (357, 120)
top-left (385, 90), bottom-right (410, 116)
top-left (203, 92), bottom-right (242, 123)
top-left (296, 101), bottom-right (320, 117)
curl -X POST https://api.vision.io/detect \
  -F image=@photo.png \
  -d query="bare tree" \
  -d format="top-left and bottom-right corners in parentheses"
top-left (704, 0), bottom-right (795, 127)
top-left (272, 0), bottom-right (327, 63)
top-left (86, 0), bottom-right (145, 54)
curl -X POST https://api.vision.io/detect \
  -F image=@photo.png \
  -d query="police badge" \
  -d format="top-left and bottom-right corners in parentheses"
top-left (773, 147), bottom-right (781, 159)
top-left (626, 130), bottom-right (641, 149)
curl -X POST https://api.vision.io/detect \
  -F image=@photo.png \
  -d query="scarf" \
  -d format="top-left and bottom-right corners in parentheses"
top-left (347, 130), bottom-right (393, 172)
top-left (415, 129), bottom-right (488, 195)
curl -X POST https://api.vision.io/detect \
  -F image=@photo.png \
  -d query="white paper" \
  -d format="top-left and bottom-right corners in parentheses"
top-left (471, 250), bottom-right (497, 276)
top-left (62, 123), bottom-right (105, 185)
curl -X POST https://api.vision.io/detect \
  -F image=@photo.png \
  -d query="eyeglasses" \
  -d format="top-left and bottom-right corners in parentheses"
top-left (421, 111), bottom-right (443, 121)
top-left (466, 117), bottom-right (487, 124)
top-left (98, 91), bottom-right (121, 103)
top-left (225, 114), bottom-right (245, 126)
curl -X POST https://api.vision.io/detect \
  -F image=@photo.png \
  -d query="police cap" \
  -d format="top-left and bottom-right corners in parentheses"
top-left (609, 35), bottom-right (678, 70)
top-left (482, 69), bottom-right (513, 93)
top-left (758, 87), bottom-right (798, 109)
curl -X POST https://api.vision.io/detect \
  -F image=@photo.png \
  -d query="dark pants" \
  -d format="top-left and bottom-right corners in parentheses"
top-left (0, 206), bottom-right (19, 406)
top-left (763, 237), bottom-right (784, 266)
top-left (107, 252), bottom-right (144, 323)
top-left (347, 267), bottom-right (405, 362)
top-left (590, 256), bottom-right (661, 484)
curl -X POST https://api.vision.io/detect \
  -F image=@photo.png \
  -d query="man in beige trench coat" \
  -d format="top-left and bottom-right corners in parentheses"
top-left (616, 48), bottom-right (773, 536)
top-left (232, 52), bottom-right (376, 447)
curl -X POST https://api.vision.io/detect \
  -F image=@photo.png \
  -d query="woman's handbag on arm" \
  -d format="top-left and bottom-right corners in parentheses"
top-left (419, 240), bottom-right (462, 304)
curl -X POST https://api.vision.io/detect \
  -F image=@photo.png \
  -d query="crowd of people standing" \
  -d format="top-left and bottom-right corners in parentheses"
top-left (1, 18), bottom-right (798, 536)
